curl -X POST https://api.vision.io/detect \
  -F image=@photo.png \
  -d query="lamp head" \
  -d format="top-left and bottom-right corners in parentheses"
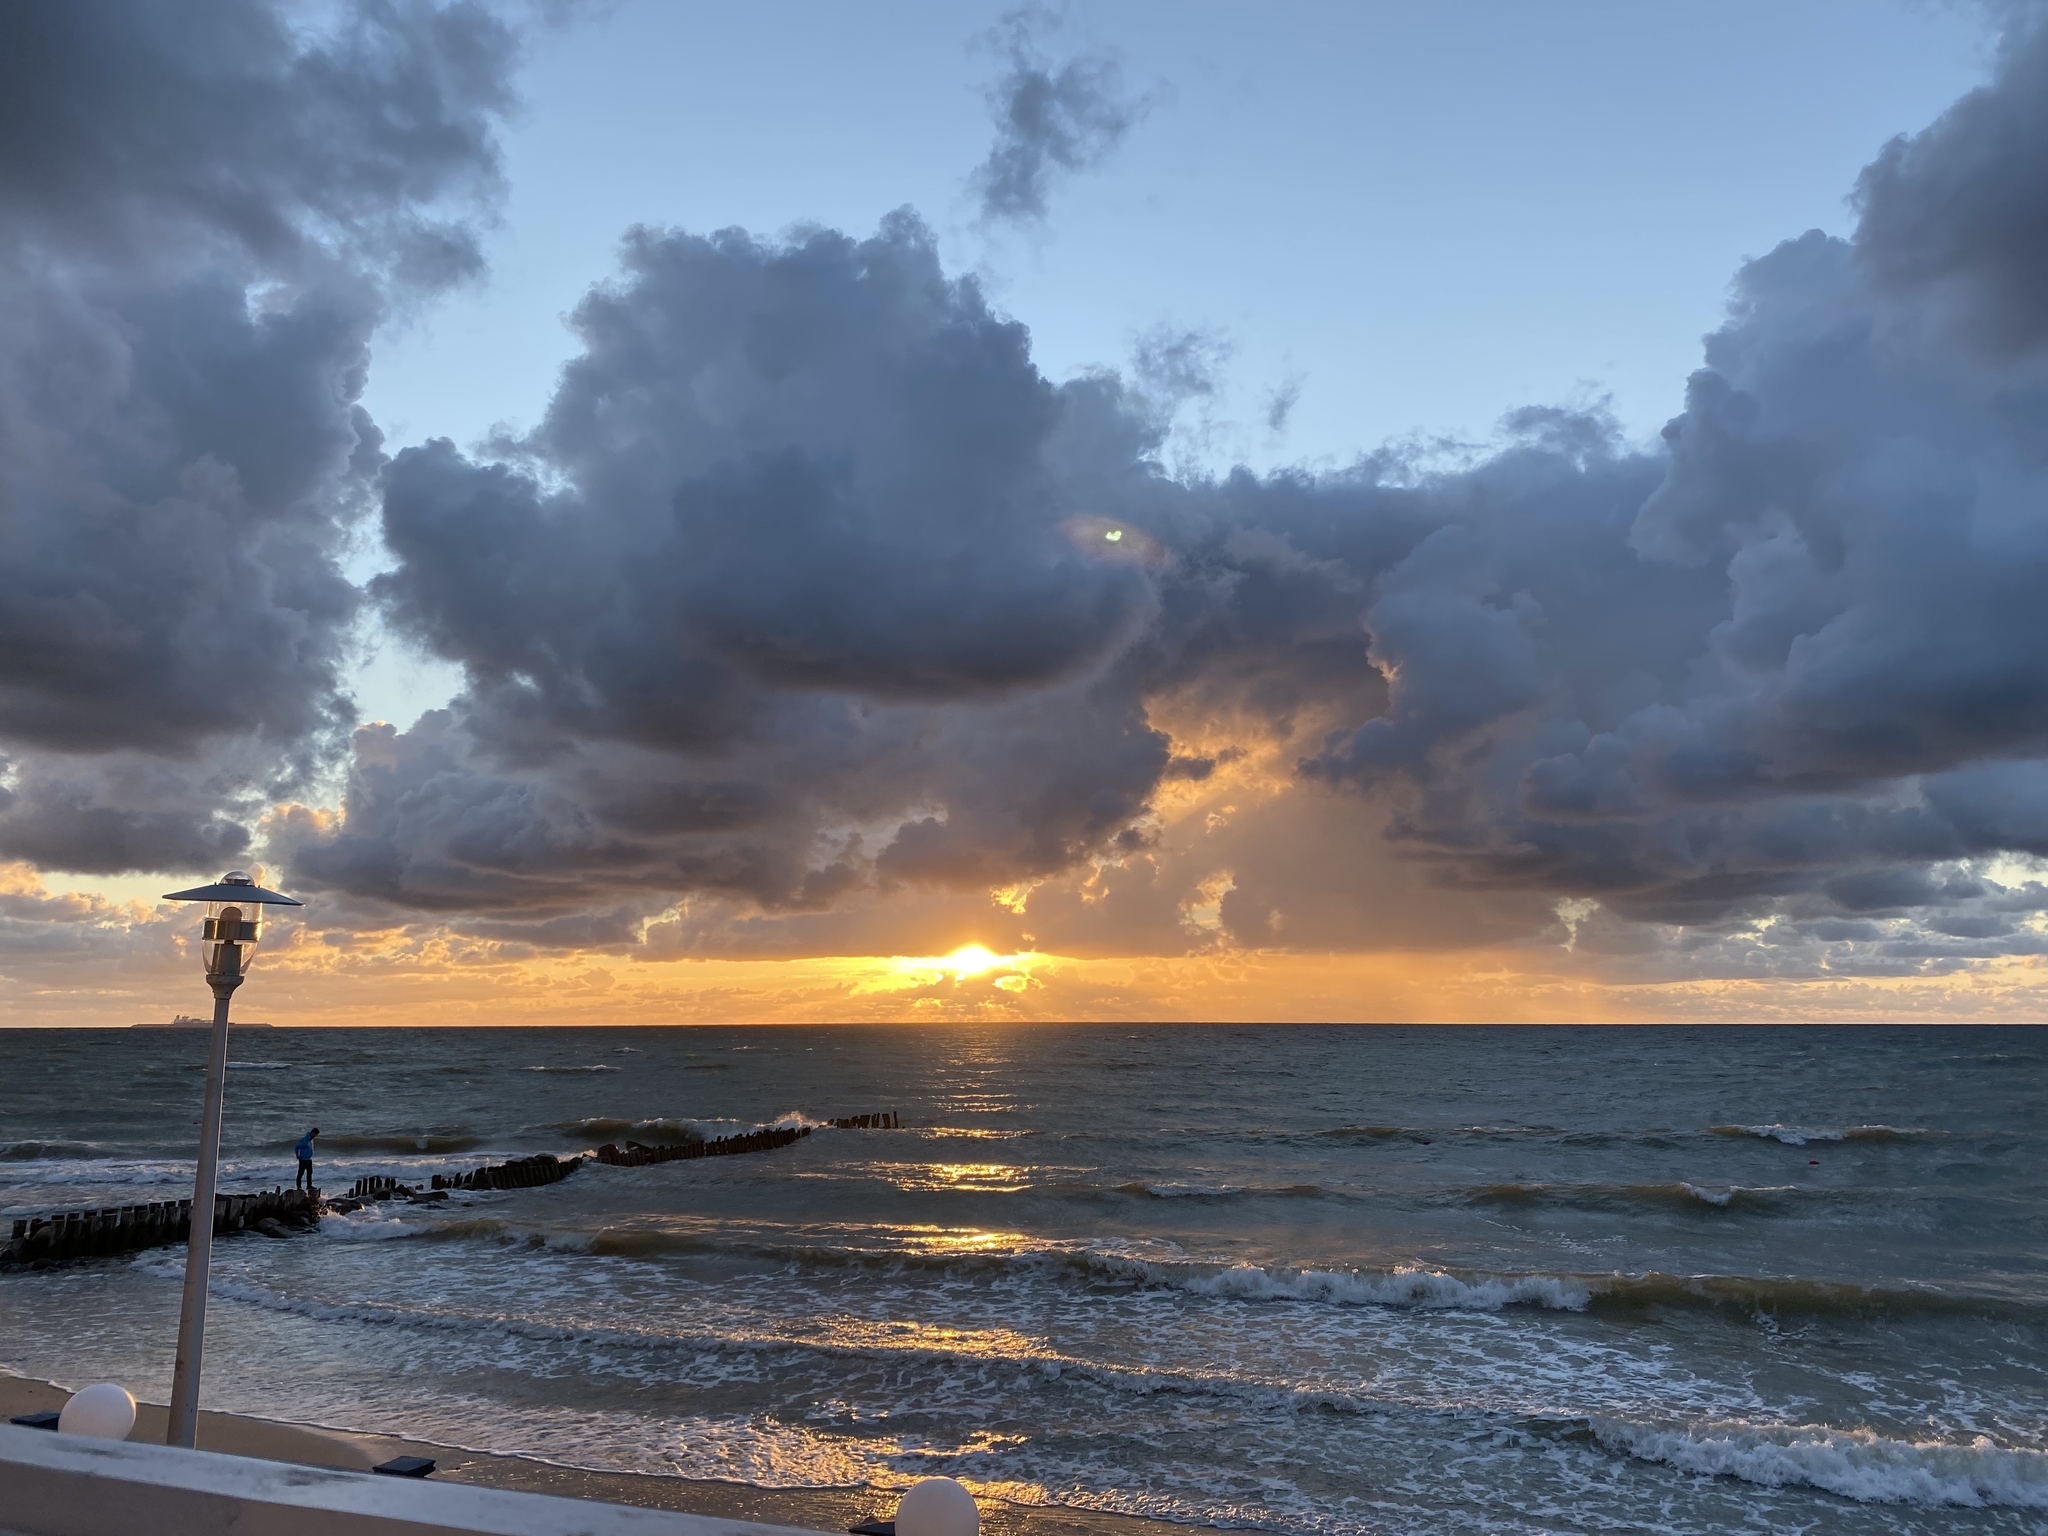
top-left (162, 872), bottom-right (303, 985)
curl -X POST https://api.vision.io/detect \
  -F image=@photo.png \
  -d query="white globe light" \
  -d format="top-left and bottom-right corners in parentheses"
top-left (58, 1382), bottom-right (137, 1440)
top-left (894, 1476), bottom-right (979, 1536)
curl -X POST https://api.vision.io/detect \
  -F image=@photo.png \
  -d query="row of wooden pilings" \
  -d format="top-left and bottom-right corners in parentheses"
top-left (1, 1188), bottom-right (320, 1268)
top-left (3, 1111), bottom-right (901, 1265)
top-left (435, 1153), bottom-right (583, 1192)
top-left (596, 1124), bottom-right (810, 1168)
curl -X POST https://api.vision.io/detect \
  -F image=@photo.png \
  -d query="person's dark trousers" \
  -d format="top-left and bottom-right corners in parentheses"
top-left (296, 1157), bottom-right (314, 1192)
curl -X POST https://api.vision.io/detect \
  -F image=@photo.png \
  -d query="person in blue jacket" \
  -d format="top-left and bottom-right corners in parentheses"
top-left (295, 1127), bottom-right (320, 1192)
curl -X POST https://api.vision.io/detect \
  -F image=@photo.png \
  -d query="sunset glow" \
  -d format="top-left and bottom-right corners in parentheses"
top-left (3, 2), bottom-right (2046, 1031)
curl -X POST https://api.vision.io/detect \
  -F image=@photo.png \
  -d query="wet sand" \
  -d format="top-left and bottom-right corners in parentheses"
top-left (0, 1377), bottom-right (1195, 1536)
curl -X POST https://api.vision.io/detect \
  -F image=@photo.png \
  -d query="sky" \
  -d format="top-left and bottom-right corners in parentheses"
top-left (2, 0), bottom-right (2046, 1025)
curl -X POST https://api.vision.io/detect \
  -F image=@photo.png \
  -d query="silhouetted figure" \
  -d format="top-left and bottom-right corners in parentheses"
top-left (295, 1127), bottom-right (320, 1192)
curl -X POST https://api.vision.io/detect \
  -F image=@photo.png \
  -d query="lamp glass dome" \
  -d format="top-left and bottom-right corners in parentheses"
top-left (201, 897), bottom-right (261, 980)
top-left (161, 871), bottom-right (301, 983)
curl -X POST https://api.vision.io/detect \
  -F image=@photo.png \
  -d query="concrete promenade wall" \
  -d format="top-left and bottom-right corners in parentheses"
top-left (0, 1425), bottom-right (834, 1536)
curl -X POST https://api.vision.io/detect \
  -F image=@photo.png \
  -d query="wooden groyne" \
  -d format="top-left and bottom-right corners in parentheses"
top-left (596, 1124), bottom-right (810, 1167)
top-left (2, 1112), bottom-right (898, 1267)
top-left (593, 1111), bottom-right (897, 1169)
top-left (1, 1188), bottom-right (319, 1268)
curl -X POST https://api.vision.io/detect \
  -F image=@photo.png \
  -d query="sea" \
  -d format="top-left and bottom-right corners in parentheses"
top-left (0, 1024), bottom-right (2042, 1535)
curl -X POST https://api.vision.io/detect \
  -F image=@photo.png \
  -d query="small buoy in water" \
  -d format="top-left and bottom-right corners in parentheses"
top-left (895, 1476), bottom-right (980, 1536)
top-left (59, 1383), bottom-right (136, 1440)
top-left (1808, 1159), bottom-right (1819, 1165)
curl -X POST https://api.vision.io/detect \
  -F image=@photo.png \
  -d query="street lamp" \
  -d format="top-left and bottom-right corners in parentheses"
top-left (160, 870), bottom-right (301, 1451)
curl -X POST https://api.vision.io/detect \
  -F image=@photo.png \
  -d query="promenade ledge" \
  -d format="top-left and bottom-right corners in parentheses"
top-left (0, 1424), bottom-right (836, 1536)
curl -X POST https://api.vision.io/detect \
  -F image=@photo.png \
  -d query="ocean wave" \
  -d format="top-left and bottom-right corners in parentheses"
top-left (124, 1268), bottom-right (1467, 1420)
top-left (1708, 1123), bottom-right (1941, 1146)
top-left (543, 1117), bottom-right (710, 1146)
top-left (226, 1061), bottom-right (292, 1071)
top-left (320, 1210), bottom-right (427, 1242)
top-left (121, 1255), bottom-right (2048, 1504)
top-left (1455, 1181), bottom-right (1797, 1214)
top-left (1593, 1418), bottom-right (2048, 1509)
top-left (0, 1140), bottom-right (109, 1162)
top-left (1311, 1121), bottom-right (1953, 1150)
top-left (321, 1199), bottom-right (2037, 1325)
top-left (314, 1132), bottom-right (482, 1154)
top-left (1167, 1262), bottom-right (1590, 1311)
top-left (1113, 1181), bottom-right (1325, 1201)
top-left (1312, 1124), bottom-right (1638, 1148)
top-left (1585, 1270), bottom-right (2025, 1321)
top-left (0, 1157), bottom-right (225, 1192)
top-left (466, 1225), bottom-right (1594, 1314)
top-left (519, 1064), bottom-right (622, 1074)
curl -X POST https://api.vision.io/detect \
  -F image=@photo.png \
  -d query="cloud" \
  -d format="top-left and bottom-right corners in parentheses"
top-left (972, 7), bottom-right (1151, 224)
top-left (8, 1), bottom-right (2048, 1006)
top-left (1264, 376), bottom-right (1304, 437)
top-left (1854, 13), bottom-right (2048, 357)
top-left (0, 0), bottom-right (519, 875)
top-left (322, 11), bottom-right (2048, 978)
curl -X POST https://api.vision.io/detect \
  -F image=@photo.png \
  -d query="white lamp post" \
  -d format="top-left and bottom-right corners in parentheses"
top-left (160, 870), bottom-right (301, 1450)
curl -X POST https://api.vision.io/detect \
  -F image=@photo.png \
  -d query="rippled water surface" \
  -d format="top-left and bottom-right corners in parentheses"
top-left (2, 1024), bottom-right (2043, 1534)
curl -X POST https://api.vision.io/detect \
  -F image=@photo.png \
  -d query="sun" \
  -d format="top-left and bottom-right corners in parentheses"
top-left (941, 944), bottom-right (1002, 977)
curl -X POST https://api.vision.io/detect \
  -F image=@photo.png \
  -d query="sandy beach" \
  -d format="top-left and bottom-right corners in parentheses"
top-left (0, 1376), bottom-right (1189, 1536)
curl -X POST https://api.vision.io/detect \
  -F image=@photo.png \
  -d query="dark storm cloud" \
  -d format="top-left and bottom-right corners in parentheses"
top-left (304, 121), bottom-right (2048, 968)
top-left (972, 8), bottom-right (1150, 223)
top-left (288, 215), bottom-right (1178, 919)
top-left (1288, 213), bottom-right (2048, 952)
top-left (375, 216), bottom-right (1155, 717)
top-left (1854, 15), bottom-right (2048, 357)
top-left (0, 0), bottom-right (511, 285)
top-left (0, 0), bottom-right (518, 874)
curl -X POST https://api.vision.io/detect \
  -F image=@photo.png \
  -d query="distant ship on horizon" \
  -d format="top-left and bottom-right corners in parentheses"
top-left (130, 1014), bottom-right (273, 1028)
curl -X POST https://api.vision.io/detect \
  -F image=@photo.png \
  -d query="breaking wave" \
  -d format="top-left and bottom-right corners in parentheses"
top-left (1456, 1180), bottom-right (1799, 1214)
top-left (372, 1215), bottom-right (2035, 1324)
top-left (1708, 1123), bottom-right (1941, 1146)
top-left (0, 1140), bottom-right (108, 1162)
top-left (118, 1259), bottom-right (2048, 1514)
top-left (1593, 1418), bottom-right (2048, 1509)
top-left (314, 1132), bottom-right (482, 1154)
top-left (543, 1117), bottom-right (710, 1146)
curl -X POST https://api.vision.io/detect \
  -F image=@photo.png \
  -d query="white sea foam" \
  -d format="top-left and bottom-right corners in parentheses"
top-left (1594, 1418), bottom-right (2048, 1509)
top-left (1678, 1182), bottom-right (1735, 1206)
top-left (1748, 1125), bottom-right (1845, 1145)
top-left (1120, 1180), bottom-right (1244, 1197)
top-left (1109, 1257), bottom-right (1592, 1312)
top-left (1711, 1123), bottom-right (1937, 1146)
top-left (519, 1064), bottom-right (621, 1074)
top-left (319, 1209), bottom-right (425, 1242)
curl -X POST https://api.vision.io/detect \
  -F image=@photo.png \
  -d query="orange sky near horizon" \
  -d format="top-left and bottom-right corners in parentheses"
top-left (6, 859), bottom-right (2045, 1027)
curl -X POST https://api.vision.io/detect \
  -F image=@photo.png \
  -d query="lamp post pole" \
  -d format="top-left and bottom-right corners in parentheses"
top-left (160, 871), bottom-right (300, 1451)
top-left (166, 964), bottom-right (240, 1449)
